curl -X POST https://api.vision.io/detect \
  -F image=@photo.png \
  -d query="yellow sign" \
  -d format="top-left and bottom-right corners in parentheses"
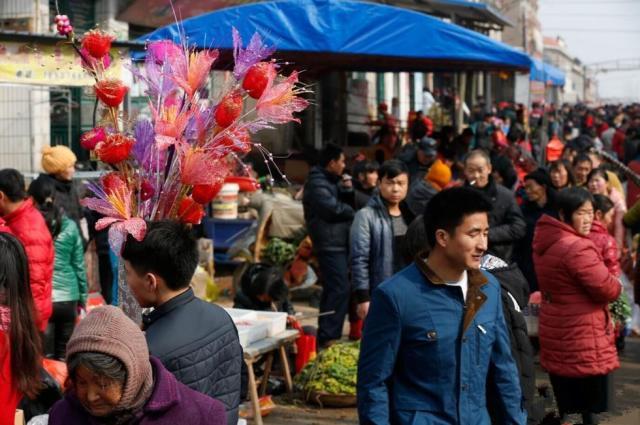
top-left (0, 41), bottom-right (122, 86)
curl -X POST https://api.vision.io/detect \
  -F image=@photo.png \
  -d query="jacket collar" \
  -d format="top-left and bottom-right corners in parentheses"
top-left (3, 198), bottom-right (33, 224)
top-left (142, 288), bottom-right (194, 330)
top-left (368, 194), bottom-right (416, 223)
top-left (415, 252), bottom-right (488, 333)
top-left (591, 220), bottom-right (608, 234)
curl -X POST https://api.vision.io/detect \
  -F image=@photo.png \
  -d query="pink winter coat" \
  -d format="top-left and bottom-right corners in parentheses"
top-left (533, 215), bottom-right (621, 377)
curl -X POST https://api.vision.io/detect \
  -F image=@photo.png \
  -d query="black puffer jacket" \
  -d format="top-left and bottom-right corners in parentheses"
top-left (483, 257), bottom-right (536, 425)
top-left (303, 166), bottom-right (355, 252)
top-left (143, 289), bottom-right (243, 425)
top-left (469, 178), bottom-right (526, 261)
top-left (33, 173), bottom-right (83, 222)
top-left (405, 179), bottom-right (438, 216)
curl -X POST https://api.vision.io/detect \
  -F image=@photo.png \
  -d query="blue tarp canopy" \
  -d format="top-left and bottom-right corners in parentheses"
top-left (530, 58), bottom-right (566, 87)
top-left (139, 0), bottom-right (531, 73)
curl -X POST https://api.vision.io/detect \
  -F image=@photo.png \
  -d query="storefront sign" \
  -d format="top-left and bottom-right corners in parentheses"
top-left (0, 41), bottom-right (121, 86)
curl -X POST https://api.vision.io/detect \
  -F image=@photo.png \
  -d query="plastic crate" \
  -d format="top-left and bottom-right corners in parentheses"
top-left (203, 217), bottom-right (254, 250)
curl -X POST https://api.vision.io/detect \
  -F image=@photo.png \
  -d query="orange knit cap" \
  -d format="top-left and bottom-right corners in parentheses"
top-left (426, 159), bottom-right (452, 191)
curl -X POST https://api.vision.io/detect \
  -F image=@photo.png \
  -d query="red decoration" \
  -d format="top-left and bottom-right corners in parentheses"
top-left (218, 129), bottom-right (252, 154)
top-left (80, 127), bottom-right (106, 150)
top-left (140, 180), bottom-right (154, 201)
top-left (177, 197), bottom-right (205, 224)
top-left (192, 182), bottom-right (223, 204)
top-left (95, 79), bottom-right (128, 108)
top-left (242, 62), bottom-right (275, 99)
top-left (95, 134), bottom-right (134, 164)
top-left (214, 90), bottom-right (243, 128)
top-left (101, 173), bottom-right (126, 196)
top-left (81, 30), bottom-right (115, 59)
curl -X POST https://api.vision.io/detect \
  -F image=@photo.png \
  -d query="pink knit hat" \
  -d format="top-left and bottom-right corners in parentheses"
top-left (66, 305), bottom-right (153, 412)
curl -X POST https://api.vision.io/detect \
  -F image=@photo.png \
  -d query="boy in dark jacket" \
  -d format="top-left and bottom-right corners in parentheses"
top-left (122, 221), bottom-right (242, 425)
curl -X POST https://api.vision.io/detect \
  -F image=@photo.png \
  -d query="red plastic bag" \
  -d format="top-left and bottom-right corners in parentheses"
top-left (42, 358), bottom-right (68, 388)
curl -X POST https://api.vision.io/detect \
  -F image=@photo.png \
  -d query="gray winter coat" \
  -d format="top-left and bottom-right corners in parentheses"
top-left (350, 195), bottom-right (414, 303)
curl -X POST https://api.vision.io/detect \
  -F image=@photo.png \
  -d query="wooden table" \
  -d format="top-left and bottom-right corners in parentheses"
top-left (243, 329), bottom-right (300, 425)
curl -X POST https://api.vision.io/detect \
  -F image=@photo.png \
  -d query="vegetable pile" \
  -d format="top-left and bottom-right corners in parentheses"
top-left (295, 341), bottom-right (359, 396)
top-left (610, 291), bottom-right (632, 327)
top-left (262, 238), bottom-right (296, 266)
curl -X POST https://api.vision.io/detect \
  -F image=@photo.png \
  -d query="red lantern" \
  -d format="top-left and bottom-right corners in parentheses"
top-left (95, 79), bottom-right (128, 108)
top-left (214, 91), bottom-right (243, 128)
top-left (242, 62), bottom-right (275, 99)
top-left (192, 182), bottom-right (223, 204)
top-left (177, 197), bottom-right (205, 224)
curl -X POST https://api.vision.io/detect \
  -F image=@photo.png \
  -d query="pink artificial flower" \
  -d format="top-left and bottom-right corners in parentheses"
top-left (151, 102), bottom-right (190, 150)
top-left (256, 71), bottom-right (309, 124)
top-left (172, 49), bottom-right (219, 99)
top-left (177, 141), bottom-right (228, 186)
top-left (81, 180), bottom-right (146, 253)
top-left (148, 40), bottom-right (182, 65)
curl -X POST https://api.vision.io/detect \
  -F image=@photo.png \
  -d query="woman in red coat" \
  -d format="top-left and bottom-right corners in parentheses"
top-left (0, 169), bottom-right (54, 332)
top-left (533, 187), bottom-right (621, 425)
top-left (0, 232), bottom-right (44, 424)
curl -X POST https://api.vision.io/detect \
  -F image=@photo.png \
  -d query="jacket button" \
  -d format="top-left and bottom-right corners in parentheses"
top-left (461, 383), bottom-right (468, 391)
top-left (462, 337), bottom-right (467, 343)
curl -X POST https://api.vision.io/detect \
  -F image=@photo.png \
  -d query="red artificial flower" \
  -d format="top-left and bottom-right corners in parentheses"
top-left (101, 172), bottom-right (126, 196)
top-left (95, 134), bottom-right (134, 164)
top-left (80, 127), bottom-right (106, 150)
top-left (81, 30), bottom-right (116, 59)
top-left (177, 197), bottom-right (205, 224)
top-left (140, 180), bottom-right (154, 201)
top-left (214, 90), bottom-right (243, 128)
top-left (95, 79), bottom-right (128, 108)
top-left (242, 62), bottom-right (276, 99)
top-left (192, 182), bottom-right (223, 204)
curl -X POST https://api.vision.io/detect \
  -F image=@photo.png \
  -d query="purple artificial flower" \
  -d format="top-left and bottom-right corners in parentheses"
top-left (232, 27), bottom-right (275, 80)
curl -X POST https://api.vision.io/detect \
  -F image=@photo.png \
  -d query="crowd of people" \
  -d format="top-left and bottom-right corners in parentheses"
top-left (303, 102), bottom-right (640, 424)
top-left (1, 101), bottom-right (640, 424)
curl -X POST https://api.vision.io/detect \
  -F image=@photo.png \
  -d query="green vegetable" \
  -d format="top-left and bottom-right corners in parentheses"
top-left (295, 341), bottom-right (359, 395)
top-left (262, 238), bottom-right (296, 266)
top-left (610, 291), bottom-right (632, 326)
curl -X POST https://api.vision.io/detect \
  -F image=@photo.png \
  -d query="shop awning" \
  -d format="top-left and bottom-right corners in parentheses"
top-left (530, 58), bottom-right (566, 87)
top-left (138, 0), bottom-right (531, 73)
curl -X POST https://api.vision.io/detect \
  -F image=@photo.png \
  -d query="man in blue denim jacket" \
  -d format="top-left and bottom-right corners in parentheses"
top-left (357, 187), bottom-right (526, 425)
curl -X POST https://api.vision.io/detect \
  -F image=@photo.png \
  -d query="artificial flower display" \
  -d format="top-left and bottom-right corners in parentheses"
top-left (54, 13), bottom-right (310, 254)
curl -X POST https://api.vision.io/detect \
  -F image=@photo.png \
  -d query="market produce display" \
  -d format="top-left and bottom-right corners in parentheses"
top-left (610, 291), bottom-right (632, 328)
top-left (295, 341), bottom-right (359, 396)
top-left (262, 238), bottom-right (296, 266)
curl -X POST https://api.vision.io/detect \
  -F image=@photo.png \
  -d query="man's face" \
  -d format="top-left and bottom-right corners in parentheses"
top-left (360, 171), bottom-right (378, 189)
top-left (378, 173), bottom-right (409, 205)
top-left (464, 156), bottom-right (491, 188)
top-left (573, 160), bottom-right (592, 185)
top-left (327, 153), bottom-right (346, 176)
top-left (441, 212), bottom-right (489, 270)
top-left (123, 260), bottom-right (156, 308)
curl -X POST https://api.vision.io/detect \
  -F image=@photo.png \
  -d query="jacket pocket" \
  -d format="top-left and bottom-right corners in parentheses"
top-left (474, 320), bottom-right (496, 366)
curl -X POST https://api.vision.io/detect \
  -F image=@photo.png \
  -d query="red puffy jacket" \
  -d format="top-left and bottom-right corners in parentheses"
top-left (0, 217), bottom-right (11, 234)
top-left (4, 199), bottom-right (54, 331)
top-left (533, 215), bottom-right (621, 377)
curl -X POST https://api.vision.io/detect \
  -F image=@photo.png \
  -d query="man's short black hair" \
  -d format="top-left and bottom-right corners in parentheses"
top-left (353, 160), bottom-right (380, 177)
top-left (319, 143), bottom-right (343, 168)
top-left (121, 220), bottom-right (199, 290)
top-left (423, 187), bottom-right (492, 248)
top-left (572, 153), bottom-right (592, 167)
top-left (378, 159), bottom-right (409, 181)
top-left (0, 169), bottom-right (27, 202)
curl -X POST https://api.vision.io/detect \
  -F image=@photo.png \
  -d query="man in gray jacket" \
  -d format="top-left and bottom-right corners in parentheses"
top-left (350, 160), bottom-right (414, 320)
